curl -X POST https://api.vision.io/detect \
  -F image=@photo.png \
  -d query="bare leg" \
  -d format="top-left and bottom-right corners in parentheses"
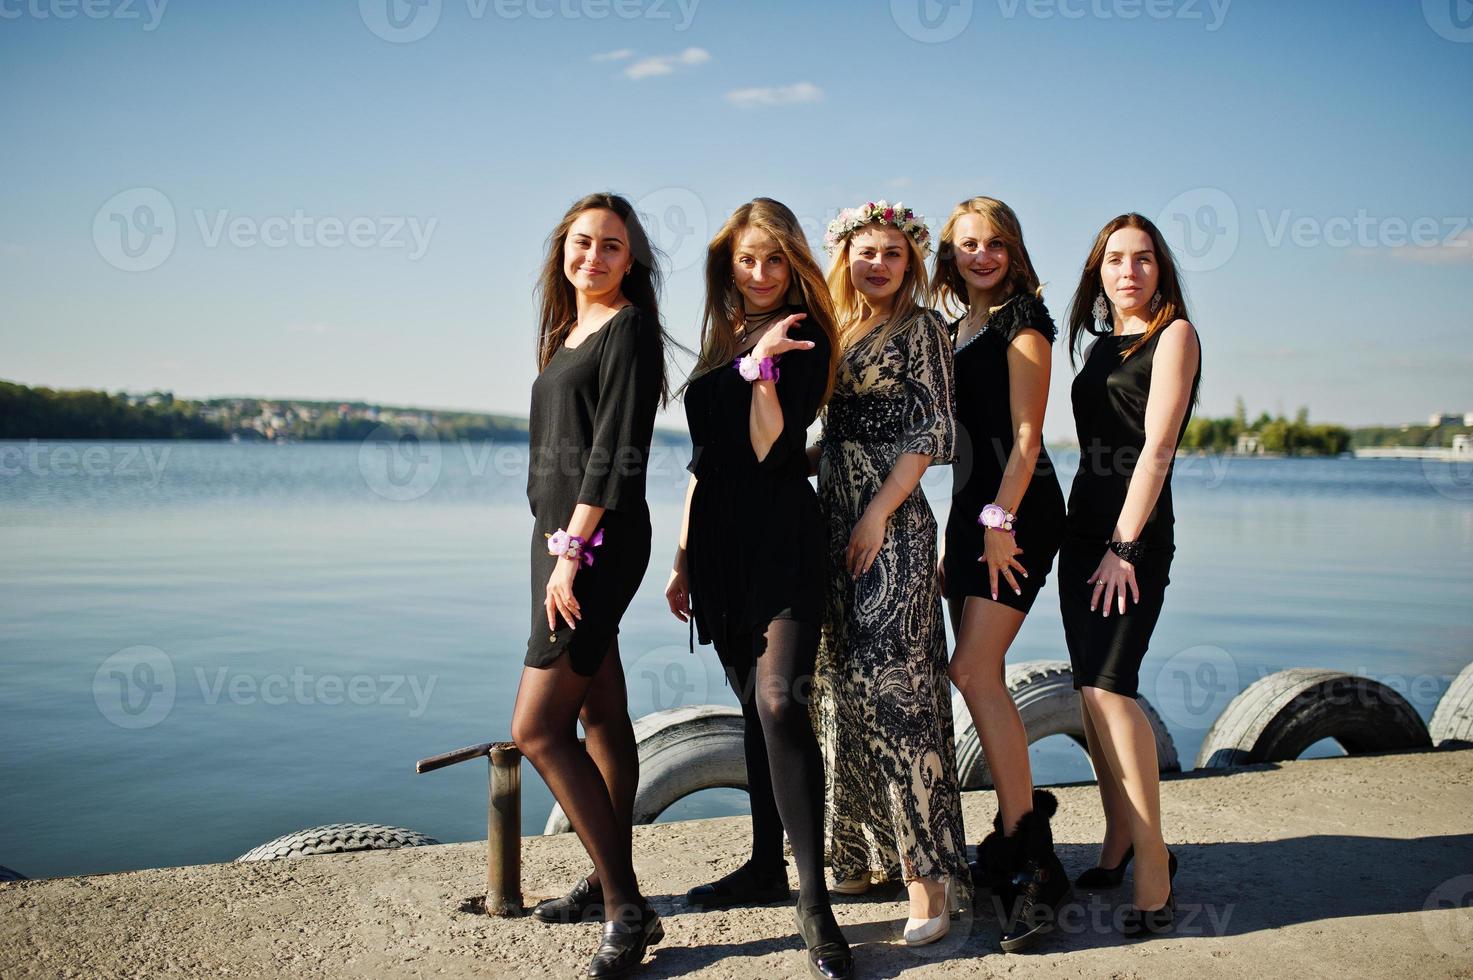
top-left (511, 656), bottom-right (641, 919)
top-left (1080, 695), bottom-right (1135, 867)
top-left (1078, 686), bottom-right (1171, 910)
top-left (576, 642), bottom-right (639, 892)
top-left (947, 595), bottom-right (1031, 830)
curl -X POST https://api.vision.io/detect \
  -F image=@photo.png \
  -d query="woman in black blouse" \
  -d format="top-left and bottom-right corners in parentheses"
top-left (1060, 213), bottom-right (1201, 938)
top-left (664, 198), bottom-right (852, 980)
top-left (930, 197), bottom-right (1071, 951)
top-left (510, 192), bottom-right (670, 979)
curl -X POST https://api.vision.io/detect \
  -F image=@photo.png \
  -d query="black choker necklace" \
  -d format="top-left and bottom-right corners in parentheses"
top-left (736, 304), bottom-right (792, 336)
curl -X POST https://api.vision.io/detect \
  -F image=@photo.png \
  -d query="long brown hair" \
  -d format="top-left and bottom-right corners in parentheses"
top-left (930, 196), bottom-right (1042, 318)
top-left (534, 191), bottom-right (671, 404)
top-left (1066, 212), bottom-right (1190, 365)
top-left (685, 198), bottom-right (839, 405)
top-left (826, 219), bottom-right (933, 356)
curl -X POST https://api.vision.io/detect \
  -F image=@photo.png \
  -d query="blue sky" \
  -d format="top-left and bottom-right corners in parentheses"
top-left (2, 0), bottom-right (1471, 439)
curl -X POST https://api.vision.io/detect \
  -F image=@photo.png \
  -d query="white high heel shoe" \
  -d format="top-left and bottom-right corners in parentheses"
top-left (901, 876), bottom-right (953, 947)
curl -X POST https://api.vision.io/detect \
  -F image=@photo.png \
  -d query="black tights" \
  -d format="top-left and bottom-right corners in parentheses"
top-left (510, 643), bottom-right (641, 919)
top-left (718, 618), bottom-right (829, 910)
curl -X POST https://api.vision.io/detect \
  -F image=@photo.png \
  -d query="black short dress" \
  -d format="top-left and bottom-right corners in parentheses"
top-left (943, 292), bottom-right (1066, 613)
top-left (1059, 325), bottom-right (1201, 697)
top-left (683, 312), bottom-right (830, 661)
top-left (524, 305), bottom-right (664, 676)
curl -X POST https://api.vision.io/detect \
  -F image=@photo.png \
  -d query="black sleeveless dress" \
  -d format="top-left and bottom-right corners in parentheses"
top-left (524, 305), bottom-right (664, 676)
top-left (1059, 324), bottom-right (1201, 697)
top-left (683, 311), bottom-right (830, 659)
top-left (944, 292), bottom-right (1066, 613)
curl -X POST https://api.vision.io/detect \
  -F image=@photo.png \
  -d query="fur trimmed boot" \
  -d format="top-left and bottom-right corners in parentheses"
top-left (996, 789), bottom-right (1072, 953)
top-left (969, 809), bottom-right (1009, 894)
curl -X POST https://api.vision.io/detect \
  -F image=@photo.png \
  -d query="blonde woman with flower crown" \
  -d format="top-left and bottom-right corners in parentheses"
top-left (807, 201), bottom-right (971, 947)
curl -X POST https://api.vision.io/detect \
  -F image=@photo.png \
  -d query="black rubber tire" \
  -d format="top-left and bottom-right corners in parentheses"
top-left (951, 659), bottom-right (1180, 790)
top-left (1430, 661), bottom-right (1473, 748)
top-left (235, 823), bottom-right (440, 862)
top-left (1195, 668), bottom-right (1432, 769)
top-left (544, 705), bottom-right (746, 835)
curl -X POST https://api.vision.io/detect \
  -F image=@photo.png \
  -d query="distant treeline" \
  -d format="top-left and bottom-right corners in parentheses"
top-left (0, 381), bottom-right (228, 440)
top-left (1181, 399), bottom-right (1471, 455)
top-left (0, 380), bottom-right (698, 444)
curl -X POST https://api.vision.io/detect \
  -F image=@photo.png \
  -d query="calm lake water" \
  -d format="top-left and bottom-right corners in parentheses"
top-left (2, 439), bottom-right (1471, 879)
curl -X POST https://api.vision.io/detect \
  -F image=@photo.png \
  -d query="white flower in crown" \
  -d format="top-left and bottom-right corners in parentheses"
top-left (823, 199), bottom-right (932, 258)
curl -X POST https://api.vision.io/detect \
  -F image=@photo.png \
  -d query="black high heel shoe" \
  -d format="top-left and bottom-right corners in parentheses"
top-left (1120, 850), bottom-right (1178, 939)
top-left (532, 876), bottom-right (604, 924)
top-left (1075, 845), bottom-right (1133, 889)
top-left (794, 903), bottom-right (854, 980)
top-left (586, 902), bottom-right (663, 978)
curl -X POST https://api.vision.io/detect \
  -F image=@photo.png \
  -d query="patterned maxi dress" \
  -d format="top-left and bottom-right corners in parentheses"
top-left (813, 307), bottom-right (972, 891)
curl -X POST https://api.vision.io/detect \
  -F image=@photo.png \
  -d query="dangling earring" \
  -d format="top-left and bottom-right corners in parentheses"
top-left (1091, 291), bottom-right (1110, 325)
top-left (1148, 290), bottom-right (1163, 314)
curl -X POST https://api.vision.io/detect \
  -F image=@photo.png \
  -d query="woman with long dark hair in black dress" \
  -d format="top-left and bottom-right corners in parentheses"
top-left (1060, 212), bottom-right (1201, 938)
top-left (510, 192), bottom-right (671, 979)
top-left (664, 198), bottom-right (853, 980)
top-left (930, 197), bottom-right (1071, 951)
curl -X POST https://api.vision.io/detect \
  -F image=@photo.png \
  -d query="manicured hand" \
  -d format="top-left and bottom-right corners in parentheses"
top-left (752, 313), bottom-right (815, 362)
top-left (979, 527), bottom-right (1027, 601)
top-left (1087, 549), bottom-right (1140, 617)
top-left (664, 565), bottom-right (690, 623)
top-left (545, 558), bottom-right (580, 631)
top-left (846, 507), bottom-right (887, 579)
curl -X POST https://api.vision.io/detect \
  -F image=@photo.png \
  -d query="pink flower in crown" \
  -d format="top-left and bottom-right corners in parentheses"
top-left (883, 207), bottom-right (895, 222)
top-left (546, 529), bottom-right (569, 555)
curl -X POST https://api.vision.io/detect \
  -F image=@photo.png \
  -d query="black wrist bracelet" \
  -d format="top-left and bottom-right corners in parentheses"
top-left (1109, 539), bottom-right (1146, 564)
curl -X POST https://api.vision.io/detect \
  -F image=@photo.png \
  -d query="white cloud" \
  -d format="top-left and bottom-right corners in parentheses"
top-left (591, 49), bottom-right (634, 62)
top-left (724, 81), bottom-right (824, 108)
top-left (1383, 229), bottom-right (1473, 265)
top-left (623, 47), bottom-right (711, 80)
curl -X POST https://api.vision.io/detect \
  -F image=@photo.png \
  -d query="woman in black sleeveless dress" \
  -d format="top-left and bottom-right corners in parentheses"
top-left (510, 193), bottom-right (670, 979)
top-left (665, 198), bottom-right (853, 980)
top-left (930, 197), bottom-right (1069, 951)
top-left (1060, 213), bottom-right (1201, 939)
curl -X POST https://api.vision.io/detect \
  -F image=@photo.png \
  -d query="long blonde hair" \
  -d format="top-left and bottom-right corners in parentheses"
top-left (931, 197), bottom-right (1043, 319)
top-left (684, 198), bottom-right (839, 404)
top-left (826, 219), bottom-right (933, 356)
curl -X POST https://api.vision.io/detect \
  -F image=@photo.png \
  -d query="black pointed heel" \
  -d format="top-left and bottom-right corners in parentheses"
top-left (1121, 850), bottom-right (1179, 939)
top-left (1075, 844), bottom-right (1133, 889)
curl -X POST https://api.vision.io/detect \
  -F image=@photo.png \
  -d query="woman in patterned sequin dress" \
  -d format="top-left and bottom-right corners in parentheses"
top-left (808, 201), bottom-right (971, 947)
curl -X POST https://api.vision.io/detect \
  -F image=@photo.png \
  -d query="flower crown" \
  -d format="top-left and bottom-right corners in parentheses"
top-left (823, 200), bottom-right (932, 258)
